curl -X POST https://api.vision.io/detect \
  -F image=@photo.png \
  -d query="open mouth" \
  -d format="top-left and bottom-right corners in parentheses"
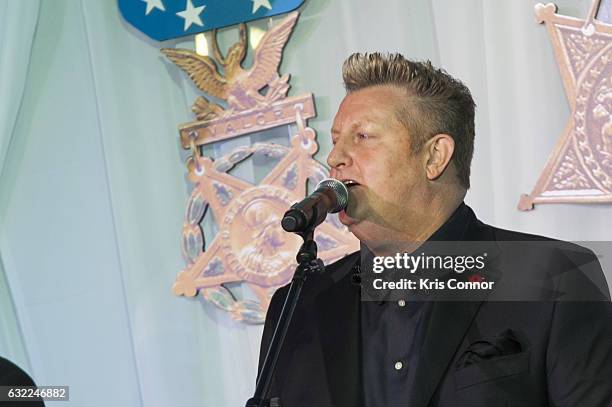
top-left (342, 180), bottom-right (360, 189)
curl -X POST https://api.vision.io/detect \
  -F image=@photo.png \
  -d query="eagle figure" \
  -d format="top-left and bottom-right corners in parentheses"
top-left (161, 12), bottom-right (298, 120)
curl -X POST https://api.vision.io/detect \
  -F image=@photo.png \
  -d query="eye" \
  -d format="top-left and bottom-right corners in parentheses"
top-left (357, 132), bottom-right (369, 140)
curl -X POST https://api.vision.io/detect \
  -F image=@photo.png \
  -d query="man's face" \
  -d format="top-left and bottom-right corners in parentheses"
top-left (328, 85), bottom-right (433, 246)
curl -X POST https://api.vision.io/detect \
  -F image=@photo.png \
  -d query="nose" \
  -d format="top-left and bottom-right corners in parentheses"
top-left (327, 138), bottom-right (352, 176)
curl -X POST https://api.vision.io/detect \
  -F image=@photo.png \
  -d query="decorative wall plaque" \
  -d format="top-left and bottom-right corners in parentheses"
top-left (118, 0), bottom-right (305, 41)
top-left (519, 0), bottom-right (612, 210)
top-left (163, 12), bottom-right (358, 323)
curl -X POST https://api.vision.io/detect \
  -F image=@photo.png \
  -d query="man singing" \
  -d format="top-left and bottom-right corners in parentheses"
top-left (258, 53), bottom-right (612, 407)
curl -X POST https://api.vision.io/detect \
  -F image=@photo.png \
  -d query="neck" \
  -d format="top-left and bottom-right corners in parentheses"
top-left (361, 194), bottom-right (464, 256)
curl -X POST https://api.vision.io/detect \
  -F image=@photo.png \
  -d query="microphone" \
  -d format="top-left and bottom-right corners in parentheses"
top-left (281, 178), bottom-right (349, 233)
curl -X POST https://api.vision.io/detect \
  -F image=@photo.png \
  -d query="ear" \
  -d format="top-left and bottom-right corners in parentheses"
top-left (425, 134), bottom-right (455, 180)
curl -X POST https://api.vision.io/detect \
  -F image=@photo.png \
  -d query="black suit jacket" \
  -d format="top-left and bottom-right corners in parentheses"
top-left (0, 356), bottom-right (45, 407)
top-left (258, 205), bottom-right (612, 407)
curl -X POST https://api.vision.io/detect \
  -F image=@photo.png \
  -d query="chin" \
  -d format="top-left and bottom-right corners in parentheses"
top-left (344, 219), bottom-right (404, 250)
top-left (344, 221), bottom-right (372, 243)
top-left (338, 209), bottom-right (355, 226)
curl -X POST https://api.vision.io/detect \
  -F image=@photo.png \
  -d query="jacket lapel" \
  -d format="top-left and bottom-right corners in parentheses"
top-left (316, 254), bottom-right (362, 407)
top-left (409, 205), bottom-right (499, 407)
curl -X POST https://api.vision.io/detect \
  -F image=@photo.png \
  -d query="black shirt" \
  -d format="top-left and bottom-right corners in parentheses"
top-left (360, 202), bottom-right (471, 406)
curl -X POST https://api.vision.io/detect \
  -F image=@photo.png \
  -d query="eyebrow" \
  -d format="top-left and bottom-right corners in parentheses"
top-left (330, 121), bottom-right (363, 135)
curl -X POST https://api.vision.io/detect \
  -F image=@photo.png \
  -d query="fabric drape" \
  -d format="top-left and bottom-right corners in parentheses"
top-left (0, 0), bottom-right (41, 375)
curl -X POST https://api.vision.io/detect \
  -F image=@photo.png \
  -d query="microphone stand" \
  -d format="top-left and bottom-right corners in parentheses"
top-left (245, 228), bottom-right (324, 407)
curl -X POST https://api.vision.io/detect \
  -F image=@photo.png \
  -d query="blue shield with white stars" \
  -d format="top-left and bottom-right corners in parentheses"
top-left (118, 0), bottom-right (305, 41)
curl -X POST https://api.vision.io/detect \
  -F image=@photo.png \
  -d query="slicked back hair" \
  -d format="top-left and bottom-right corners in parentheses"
top-left (342, 52), bottom-right (476, 189)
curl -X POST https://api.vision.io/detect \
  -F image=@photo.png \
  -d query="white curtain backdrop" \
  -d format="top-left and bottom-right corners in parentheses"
top-left (0, 0), bottom-right (610, 406)
top-left (0, 0), bottom-right (40, 374)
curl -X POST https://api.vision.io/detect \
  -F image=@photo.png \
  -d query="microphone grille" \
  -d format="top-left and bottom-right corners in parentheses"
top-left (315, 178), bottom-right (349, 213)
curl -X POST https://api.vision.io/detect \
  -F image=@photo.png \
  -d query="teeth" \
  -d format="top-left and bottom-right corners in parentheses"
top-left (343, 180), bottom-right (358, 187)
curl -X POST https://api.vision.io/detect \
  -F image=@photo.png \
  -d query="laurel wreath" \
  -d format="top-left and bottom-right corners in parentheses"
top-left (572, 43), bottom-right (612, 192)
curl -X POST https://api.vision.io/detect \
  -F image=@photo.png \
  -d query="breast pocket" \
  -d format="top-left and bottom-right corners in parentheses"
top-left (455, 351), bottom-right (530, 390)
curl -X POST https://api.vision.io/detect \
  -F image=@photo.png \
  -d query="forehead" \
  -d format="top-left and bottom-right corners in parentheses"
top-left (332, 85), bottom-right (406, 130)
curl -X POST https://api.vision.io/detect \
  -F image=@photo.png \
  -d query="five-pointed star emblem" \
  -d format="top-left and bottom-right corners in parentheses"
top-left (252, 0), bottom-right (273, 14)
top-left (176, 0), bottom-right (206, 31)
top-left (142, 0), bottom-right (165, 15)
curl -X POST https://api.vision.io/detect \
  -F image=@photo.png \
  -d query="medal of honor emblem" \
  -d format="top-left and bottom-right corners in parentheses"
top-left (163, 12), bottom-right (358, 323)
top-left (520, 0), bottom-right (612, 209)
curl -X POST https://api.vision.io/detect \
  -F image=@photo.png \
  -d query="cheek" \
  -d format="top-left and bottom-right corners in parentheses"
top-left (369, 150), bottom-right (415, 181)
top-left (391, 149), bottom-right (423, 178)
top-left (371, 160), bottom-right (422, 202)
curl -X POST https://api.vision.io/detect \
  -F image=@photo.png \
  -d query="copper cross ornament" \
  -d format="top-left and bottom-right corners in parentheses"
top-left (519, 0), bottom-right (612, 210)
